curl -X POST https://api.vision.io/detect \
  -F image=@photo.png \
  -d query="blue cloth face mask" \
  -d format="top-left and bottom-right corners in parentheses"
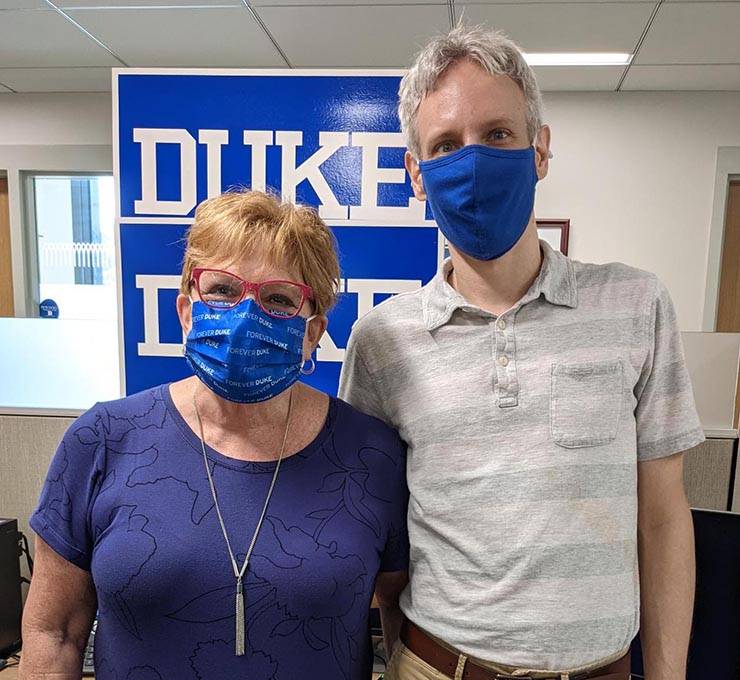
top-left (184, 299), bottom-right (312, 404)
top-left (419, 144), bottom-right (538, 261)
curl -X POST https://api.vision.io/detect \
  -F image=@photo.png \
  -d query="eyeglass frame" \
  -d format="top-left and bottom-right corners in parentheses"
top-left (189, 267), bottom-right (314, 319)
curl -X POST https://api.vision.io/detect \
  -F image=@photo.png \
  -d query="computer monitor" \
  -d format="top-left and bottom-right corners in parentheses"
top-left (631, 508), bottom-right (740, 679)
top-left (0, 518), bottom-right (22, 660)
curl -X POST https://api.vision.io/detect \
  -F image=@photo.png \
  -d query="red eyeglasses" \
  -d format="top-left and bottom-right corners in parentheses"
top-left (190, 268), bottom-right (314, 319)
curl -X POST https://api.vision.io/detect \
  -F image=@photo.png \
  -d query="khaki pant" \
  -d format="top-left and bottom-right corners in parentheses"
top-left (385, 641), bottom-right (463, 680)
top-left (384, 641), bottom-right (631, 680)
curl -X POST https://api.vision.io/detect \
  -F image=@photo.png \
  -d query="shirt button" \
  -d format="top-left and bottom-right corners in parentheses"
top-left (498, 355), bottom-right (509, 367)
top-left (497, 319), bottom-right (507, 330)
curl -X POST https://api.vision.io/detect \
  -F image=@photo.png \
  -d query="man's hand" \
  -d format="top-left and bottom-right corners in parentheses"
top-left (637, 452), bottom-right (695, 680)
top-left (374, 570), bottom-right (409, 660)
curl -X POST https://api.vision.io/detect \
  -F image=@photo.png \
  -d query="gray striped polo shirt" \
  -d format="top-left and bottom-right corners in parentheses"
top-left (338, 239), bottom-right (704, 671)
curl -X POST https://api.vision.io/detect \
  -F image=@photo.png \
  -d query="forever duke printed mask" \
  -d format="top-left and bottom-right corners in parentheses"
top-left (184, 299), bottom-right (311, 404)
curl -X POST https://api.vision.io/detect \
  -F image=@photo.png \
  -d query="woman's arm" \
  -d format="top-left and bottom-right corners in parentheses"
top-left (19, 537), bottom-right (97, 680)
top-left (374, 570), bottom-right (409, 659)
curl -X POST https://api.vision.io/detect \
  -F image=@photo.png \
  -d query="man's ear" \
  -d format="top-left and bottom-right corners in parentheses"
top-left (405, 150), bottom-right (426, 201)
top-left (176, 293), bottom-right (193, 336)
top-left (303, 315), bottom-right (328, 361)
top-left (534, 125), bottom-right (552, 181)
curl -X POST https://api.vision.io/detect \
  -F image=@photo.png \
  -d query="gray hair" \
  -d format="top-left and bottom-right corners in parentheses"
top-left (398, 25), bottom-right (544, 158)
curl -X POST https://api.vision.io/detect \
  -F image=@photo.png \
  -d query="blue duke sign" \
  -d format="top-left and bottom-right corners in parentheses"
top-left (115, 70), bottom-right (441, 396)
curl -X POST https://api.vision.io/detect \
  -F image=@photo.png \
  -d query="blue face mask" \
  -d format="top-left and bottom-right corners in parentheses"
top-left (184, 299), bottom-right (311, 404)
top-left (419, 144), bottom-right (538, 261)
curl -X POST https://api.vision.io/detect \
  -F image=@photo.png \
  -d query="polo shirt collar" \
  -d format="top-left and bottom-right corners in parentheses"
top-left (421, 238), bottom-right (578, 331)
top-left (534, 238), bottom-right (579, 309)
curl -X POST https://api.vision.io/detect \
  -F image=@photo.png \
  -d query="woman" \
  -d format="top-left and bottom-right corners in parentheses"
top-left (21, 190), bottom-right (408, 680)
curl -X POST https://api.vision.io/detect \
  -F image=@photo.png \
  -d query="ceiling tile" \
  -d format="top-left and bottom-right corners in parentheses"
top-left (459, 0), bottom-right (651, 2)
top-left (0, 8), bottom-right (120, 66)
top-left (457, 2), bottom-right (654, 52)
top-left (622, 64), bottom-right (740, 91)
top-left (66, 6), bottom-right (285, 66)
top-left (0, 66), bottom-right (112, 91)
top-left (534, 65), bottom-right (624, 91)
top-left (253, 0), bottom-right (444, 4)
top-left (0, 1), bottom-right (46, 8)
top-left (636, 3), bottom-right (740, 65)
top-left (257, 4), bottom-right (450, 67)
top-left (57, 0), bottom-right (240, 6)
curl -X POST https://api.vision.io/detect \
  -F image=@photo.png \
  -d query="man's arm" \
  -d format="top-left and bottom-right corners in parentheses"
top-left (19, 537), bottom-right (97, 679)
top-left (374, 570), bottom-right (409, 659)
top-left (637, 451), bottom-right (694, 680)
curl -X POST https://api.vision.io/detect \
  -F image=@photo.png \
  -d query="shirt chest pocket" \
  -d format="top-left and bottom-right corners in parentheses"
top-left (550, 359), bottom-right (624, 448)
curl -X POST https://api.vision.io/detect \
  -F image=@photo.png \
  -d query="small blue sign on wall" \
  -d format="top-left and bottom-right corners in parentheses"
top-left (39, 299), bottom-right (59, 319)
top-left (115, 70), bottom-right (441, 397)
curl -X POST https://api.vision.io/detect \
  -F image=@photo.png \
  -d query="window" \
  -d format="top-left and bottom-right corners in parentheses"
top-left (0, 172), bottom-right (120, 413)
top-left (27, 174), bottom-right (116, 320)
top-left (0, 171), bottom-right (12, 318)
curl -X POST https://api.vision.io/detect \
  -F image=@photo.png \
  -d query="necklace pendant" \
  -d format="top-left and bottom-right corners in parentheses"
top-left (235, 576), bottom-right (246, 656)
top-left (193, 389), bottom-right (293, 660)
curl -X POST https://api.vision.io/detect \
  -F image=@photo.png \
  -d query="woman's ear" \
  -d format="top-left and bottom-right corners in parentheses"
top-left (176, 293), bottom-right (193, 336)
top-left (303, 315), bottom-right (328, 361)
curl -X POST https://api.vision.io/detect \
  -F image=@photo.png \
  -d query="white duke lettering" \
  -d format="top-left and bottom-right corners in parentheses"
top-left (131, 128), bottom-right (428, 224)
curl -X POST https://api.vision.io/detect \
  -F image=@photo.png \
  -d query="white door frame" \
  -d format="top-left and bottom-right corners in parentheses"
top-left (703, 146), bottom-right (740, 331)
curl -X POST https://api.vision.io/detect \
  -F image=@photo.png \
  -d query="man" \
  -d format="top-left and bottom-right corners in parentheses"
top-left (339, 25), bottom-right (704, 680)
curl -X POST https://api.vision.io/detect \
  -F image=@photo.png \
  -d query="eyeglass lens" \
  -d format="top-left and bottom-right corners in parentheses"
top-left (198, 270), bottom-right (304, 318)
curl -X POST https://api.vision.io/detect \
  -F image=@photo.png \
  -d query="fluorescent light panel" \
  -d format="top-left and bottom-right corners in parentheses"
top-left (523, 53), bottom-right (632, 66)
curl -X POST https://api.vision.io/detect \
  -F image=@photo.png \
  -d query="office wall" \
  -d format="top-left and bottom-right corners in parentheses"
top-left (0, 93), bottom-right (113, 316)
top-left (538, 91), bottom-right (740, 332)
top-left (0, 93), bottom-right (111, 146)
top-left (0, 414), bottom-right (74, 590)
top-left (1, 90), bottom-right (739, 328)
top-left (683, 438), bottom-right (737, 512)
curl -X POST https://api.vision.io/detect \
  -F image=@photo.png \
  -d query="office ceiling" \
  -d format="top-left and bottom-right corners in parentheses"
top-left (0, 0), bottom-right (738, 94)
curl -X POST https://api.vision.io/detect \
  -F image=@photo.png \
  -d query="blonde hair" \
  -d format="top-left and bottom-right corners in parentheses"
top-left (181, 190), bottom-right (340, 317)
top-left (399, 25), bottom-right (544, 158)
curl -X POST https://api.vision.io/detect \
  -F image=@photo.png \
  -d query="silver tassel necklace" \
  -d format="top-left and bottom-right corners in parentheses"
top-left (193, 388), bottom-right (293, 656)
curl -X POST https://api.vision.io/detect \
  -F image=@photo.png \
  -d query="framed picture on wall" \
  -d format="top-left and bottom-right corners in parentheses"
top-left (441, 219), bottom-right (571, 261)
top-left (536, 219), bottom-right (570, 255)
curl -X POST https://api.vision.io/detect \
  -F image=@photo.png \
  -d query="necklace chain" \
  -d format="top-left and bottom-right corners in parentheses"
top-left (192, 388), bottom-right (294, 656)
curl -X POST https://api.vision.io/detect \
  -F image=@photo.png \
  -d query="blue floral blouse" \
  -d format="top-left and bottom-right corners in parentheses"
top-left (30, 384), bottom-right (409, 680)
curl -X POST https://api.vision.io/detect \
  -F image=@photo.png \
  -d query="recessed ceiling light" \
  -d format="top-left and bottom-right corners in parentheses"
top-left (523, 53), bottom-right (633, 66)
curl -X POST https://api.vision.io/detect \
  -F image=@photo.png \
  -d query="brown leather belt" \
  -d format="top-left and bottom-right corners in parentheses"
top-left (400, 619), bottom-right (631, 680)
